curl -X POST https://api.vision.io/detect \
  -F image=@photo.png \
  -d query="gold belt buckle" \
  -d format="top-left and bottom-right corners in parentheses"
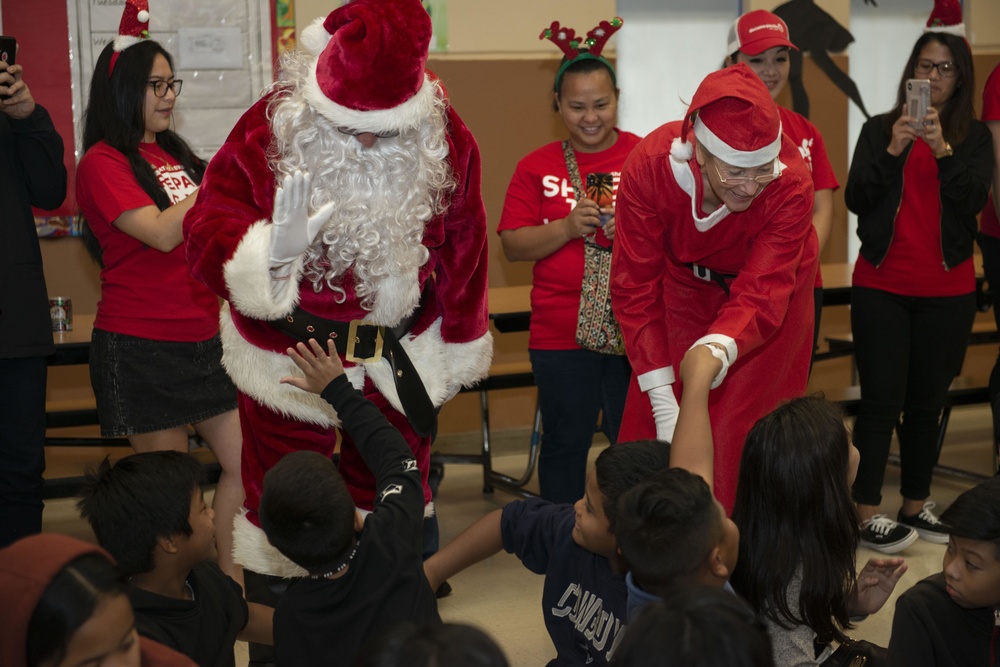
top-left (346, 320), bottom-right (384, 363)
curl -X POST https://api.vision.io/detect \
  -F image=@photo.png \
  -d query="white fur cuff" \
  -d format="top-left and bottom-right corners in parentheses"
top-left (224, 220), bottom-right (304, 321)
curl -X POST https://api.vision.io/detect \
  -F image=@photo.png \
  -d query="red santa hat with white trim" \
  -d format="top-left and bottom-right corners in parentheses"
top-left (109, 0), bottom-right (150, 76)
top-left (924, 0), bottom-right (965, 37)
top-left (671, 63), bottom-right (782, 169)
top-left (297, 0), bottom-right (437, 133)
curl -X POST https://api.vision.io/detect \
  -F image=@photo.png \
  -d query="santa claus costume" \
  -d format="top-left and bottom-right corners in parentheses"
top-left (611, 64), bottom-right (818, 512)
top-left (184, 0), bottom-right (491, 578)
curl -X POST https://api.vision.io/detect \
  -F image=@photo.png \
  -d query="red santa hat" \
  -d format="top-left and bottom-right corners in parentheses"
top-left (924, 0), bottom-right (965, 37)
top-left (671, 63), bottom-right (782, 169)
top-left (109, 0), bottom-right (151, 76)
top-left (727, 9), bottom-right (798, 57)
top-left (298, 0), bottom-right (437, 133)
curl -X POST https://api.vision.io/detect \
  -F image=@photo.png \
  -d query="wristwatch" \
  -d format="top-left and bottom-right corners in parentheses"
top-left (936, 142), bottom-right (953, 158)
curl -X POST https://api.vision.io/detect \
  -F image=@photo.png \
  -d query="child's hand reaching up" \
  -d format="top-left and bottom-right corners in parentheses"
top-left (281, 339), bottom-right (345, 395)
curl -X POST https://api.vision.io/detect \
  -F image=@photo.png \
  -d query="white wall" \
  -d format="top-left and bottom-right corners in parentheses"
top-left (846, 0), bottom-right (931, 260)
top-left (617, 0), bottom-right (738, 137)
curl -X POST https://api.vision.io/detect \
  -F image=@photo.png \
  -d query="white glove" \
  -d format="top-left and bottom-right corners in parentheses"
top-left (268, 170), bottom-right (336, 268)
top-left (647, 384), bottom-right (679, 443)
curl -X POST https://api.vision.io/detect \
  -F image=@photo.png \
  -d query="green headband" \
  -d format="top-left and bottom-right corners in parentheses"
top-left (554, 53), bottom-right (618, 93)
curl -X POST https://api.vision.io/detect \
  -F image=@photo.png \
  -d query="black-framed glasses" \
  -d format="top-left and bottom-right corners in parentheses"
top-left (148, 79), bottom-right (183, 97)
top-left (712, 158), bottom-right (780, 188)
top-left (337, 126), bottom-right (400, 139)
top-left (915, 59), bottom-right (956, 78)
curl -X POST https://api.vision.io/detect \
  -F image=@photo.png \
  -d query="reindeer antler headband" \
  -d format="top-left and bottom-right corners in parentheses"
top-left (540, 17), bottom-right (623, 92)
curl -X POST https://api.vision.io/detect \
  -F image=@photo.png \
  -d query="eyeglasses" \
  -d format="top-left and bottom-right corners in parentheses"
top-left (915, 59), bottom-right (957, 78)
top-left (712, 158), bottom-right (780, 188)
top-left (337, 126), bottom-right (400, 139)
top-left (148, 79), bottom-right (183, 97)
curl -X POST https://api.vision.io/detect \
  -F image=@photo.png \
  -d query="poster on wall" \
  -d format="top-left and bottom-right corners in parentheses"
top-left (36, 0), bottom-right (279, 237)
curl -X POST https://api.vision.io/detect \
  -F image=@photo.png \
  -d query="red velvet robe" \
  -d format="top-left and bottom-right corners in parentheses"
top-left (611, 121), bottom-right (818, 512)
top-left (184, 90), bottom-right (491, 576)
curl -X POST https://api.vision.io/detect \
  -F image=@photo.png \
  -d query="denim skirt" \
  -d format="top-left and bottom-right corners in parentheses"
top-left (89, 328), bottom-right (238, 437)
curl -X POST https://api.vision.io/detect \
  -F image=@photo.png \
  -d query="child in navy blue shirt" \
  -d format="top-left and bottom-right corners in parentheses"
top-left (424, 440), bottom-right (671, 666)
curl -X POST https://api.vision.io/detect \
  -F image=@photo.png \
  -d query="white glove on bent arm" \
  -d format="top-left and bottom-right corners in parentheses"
top-left (647, 384), bottom-right (679, 443)
top-left (268, 170), bottom-right (335, 269)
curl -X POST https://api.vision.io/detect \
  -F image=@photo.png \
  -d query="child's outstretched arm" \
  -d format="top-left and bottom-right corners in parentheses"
top-left (423, 509), bottom-right (503, 591)
top-left (237, 602), bottom-right (275, 645)
top-left (671, 344), bottom-right (721, 491)
top-left (281, 338), bottom-right (344, 394)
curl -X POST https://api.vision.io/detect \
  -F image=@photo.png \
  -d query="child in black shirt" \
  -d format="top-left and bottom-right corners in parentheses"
top-left (260, 339), bottom-right (439, 667)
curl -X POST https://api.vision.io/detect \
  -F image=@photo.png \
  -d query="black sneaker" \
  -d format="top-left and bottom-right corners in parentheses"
top-left (898, 501), bottom-right (949, 544)
top-left (860, 515), bottom-right (918, 554)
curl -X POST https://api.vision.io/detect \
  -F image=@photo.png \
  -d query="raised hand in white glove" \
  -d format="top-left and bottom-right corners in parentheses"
top-left (268, 170), bottom-right (336, 268)
top-left (647, 384), bottom-right (679, 443)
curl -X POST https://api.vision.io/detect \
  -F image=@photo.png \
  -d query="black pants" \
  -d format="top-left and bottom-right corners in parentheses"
top-left (0, 356), bottom-right (47, 547)
top-left (850, 286), bottom-right (976, 506)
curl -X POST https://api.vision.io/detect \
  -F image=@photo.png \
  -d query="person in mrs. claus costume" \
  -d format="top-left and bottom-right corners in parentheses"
top-left (184, 0), bottom-right (491, 580)
top-left (611, 64), bottom-right (818, 513)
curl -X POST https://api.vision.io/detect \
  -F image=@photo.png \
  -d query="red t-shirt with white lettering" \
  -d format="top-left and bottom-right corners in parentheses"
top-left (498, 131), bottom-right (642, 349)
top-left (76, 141), bottom-right (220, 341)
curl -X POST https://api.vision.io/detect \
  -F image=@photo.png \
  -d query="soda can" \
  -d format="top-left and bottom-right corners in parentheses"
top-left (49, 296), bottom-right (73, 332)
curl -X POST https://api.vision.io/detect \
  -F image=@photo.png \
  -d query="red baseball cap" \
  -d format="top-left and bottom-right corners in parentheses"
top-left (727, 10), bottom-right (797, 57)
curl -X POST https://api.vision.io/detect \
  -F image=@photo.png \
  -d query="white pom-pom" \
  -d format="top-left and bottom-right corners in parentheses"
top-left (300, 16), bottom-right (332, 56)
top-left (670, 137), bottom-right (693, 162)
top-left (137, 10), bottom-right (149, 23)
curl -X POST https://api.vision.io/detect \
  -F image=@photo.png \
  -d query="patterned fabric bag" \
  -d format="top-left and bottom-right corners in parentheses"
top-left (563, 140), bottom-right (625, 355)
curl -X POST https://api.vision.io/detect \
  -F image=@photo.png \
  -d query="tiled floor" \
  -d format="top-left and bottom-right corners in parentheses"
top-left (40, 403), bottom-right (996, 666)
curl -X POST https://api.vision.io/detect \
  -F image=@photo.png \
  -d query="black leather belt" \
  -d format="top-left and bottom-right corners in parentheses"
top-left (268, 307), bottom-right (436, 437)
top-left (686, 262), bottom-right (738, 296)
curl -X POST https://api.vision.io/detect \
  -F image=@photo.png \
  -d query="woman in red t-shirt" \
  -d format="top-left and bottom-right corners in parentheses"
top-left (497, 19), bottom-right (640, 503)
top-left (75, 38), bottom-right (243, 582)
top-left (845, 29), bottom-right (993, 554)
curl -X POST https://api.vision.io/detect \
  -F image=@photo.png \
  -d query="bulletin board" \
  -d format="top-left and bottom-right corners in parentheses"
top-left (0, 0), bottom-right (283, 235)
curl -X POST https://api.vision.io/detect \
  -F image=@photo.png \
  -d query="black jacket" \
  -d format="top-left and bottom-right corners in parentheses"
top-left (0, 104), bottom-right (66, 359)
top-left (845, 114), bottom-right (993, 270)
top-left (888, 573), bottom-right (999, 667)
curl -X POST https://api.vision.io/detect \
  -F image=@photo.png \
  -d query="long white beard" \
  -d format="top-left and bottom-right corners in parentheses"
top-left (266, 53), bottom-right (455, 324)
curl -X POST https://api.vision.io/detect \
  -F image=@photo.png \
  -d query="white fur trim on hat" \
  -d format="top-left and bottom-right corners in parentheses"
top-left (113, 35), bottom-right (143, 52)
top-left (924, 23), bottom-right (966, 37)
top-left (693, 115), bottom-right (782, 168)
top-left (303, 70), bottom-right (439, 134)
top-left (300, 16), bottom-right (332, 57)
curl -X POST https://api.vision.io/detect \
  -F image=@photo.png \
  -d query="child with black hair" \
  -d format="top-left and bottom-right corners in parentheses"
top-left (423, 439), bottom-right (672, 666)
top-left (77, 452), bottom-right (272, 667)
top-left (613, 467), bottom-right (740, 620)
top-left (888, 475), bottom-right (1000, 666)
top-left (610, 585), bottom-right (775, 667)
top-left (258, 339), bottom-right (440, 667)
top-left (0, 533), bottom-right (197, 667)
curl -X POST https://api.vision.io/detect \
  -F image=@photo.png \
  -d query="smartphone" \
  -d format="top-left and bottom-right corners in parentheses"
top-left (585, 172), bottom-right (615, 227)
top-left (906, 78), bottom-right (931, 129)
top-left (0, 36), bottom-right (16, 101)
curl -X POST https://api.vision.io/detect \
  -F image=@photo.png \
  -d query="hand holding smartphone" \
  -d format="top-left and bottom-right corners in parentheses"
top-left (586, 172), bottom-right (614, 227)
top-left (0, 36), bottom-right (17, 101)
top-left (906, 78), bottom-right (931, 131)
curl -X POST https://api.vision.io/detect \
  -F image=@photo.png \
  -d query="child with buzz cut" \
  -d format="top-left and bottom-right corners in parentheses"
top-left (423, 439), bottom-right (672, 666)
top-left (76, 451), bottom-right (274, 667)
top-left (888, 475), bottom-right (1000, 667)
top-left (258, 338), bottom-right (440, 667)
top-left (614, 467), bottom-right (740, 620)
